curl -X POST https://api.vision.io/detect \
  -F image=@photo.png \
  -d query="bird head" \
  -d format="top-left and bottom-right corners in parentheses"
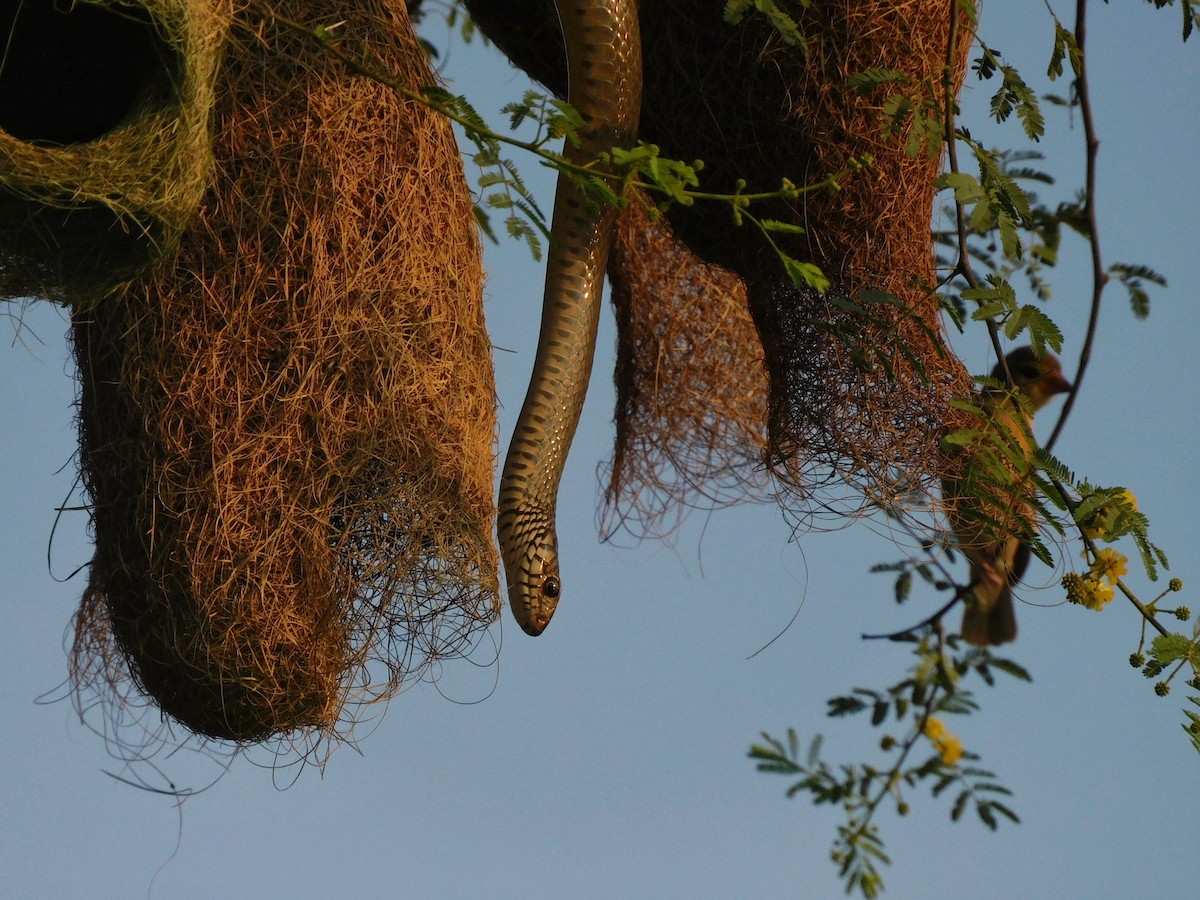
top-left (991, 346), bottom-right (1073, 411)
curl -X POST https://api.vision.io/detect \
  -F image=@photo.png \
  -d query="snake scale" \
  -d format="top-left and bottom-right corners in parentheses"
top-left (497, 0), bottom-right (642, 635)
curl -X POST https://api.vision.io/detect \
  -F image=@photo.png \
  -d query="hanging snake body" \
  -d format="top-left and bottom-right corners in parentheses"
top-left (497, 0), bottom-right (642, 635)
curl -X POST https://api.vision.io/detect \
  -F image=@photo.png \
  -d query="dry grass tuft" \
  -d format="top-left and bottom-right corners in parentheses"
top-left (602, 194), bottom-right (771, 540)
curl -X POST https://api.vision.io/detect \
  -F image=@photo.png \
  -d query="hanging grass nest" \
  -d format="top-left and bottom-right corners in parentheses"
top-left (601, 192), bottom-right (771, 540)
top-left (715, 0), bottom-right (979, 516)
top-left (1, 0), bottom-right (498, 743)
top-left (463, 0), bottom-right (977, 525)
top-left (0, 0), bottom-right (230, 300)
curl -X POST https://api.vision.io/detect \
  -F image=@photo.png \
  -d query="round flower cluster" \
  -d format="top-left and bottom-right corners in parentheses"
top-left (1063, 570), bottom-right (1113, 611)
top-left (1065, 547), bottom-right (1129, 611)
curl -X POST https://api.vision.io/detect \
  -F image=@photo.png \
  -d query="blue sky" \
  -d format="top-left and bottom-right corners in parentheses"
top-left (2, 2), bottom-right (1198, 897)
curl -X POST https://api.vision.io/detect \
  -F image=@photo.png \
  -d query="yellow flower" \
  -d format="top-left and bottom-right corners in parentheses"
top-left (936, 734), bottom-right (964, 766)
top-left (922, 717), bottom-right (963, 766)
top-left (1079, 576), bottom-right (1115, 611)
top-left (1089, 548), bottom-right (1128, 582)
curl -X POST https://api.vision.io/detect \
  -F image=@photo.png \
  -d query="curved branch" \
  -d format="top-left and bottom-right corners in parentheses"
top-left (1045, 0), bottom-right (1106, 453)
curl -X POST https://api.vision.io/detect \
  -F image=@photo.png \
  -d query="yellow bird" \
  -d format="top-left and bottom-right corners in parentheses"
top-left (943, 346), bottom-right (1072, 646)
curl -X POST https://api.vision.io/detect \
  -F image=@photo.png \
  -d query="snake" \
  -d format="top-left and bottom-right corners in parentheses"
top-left (497, 0), bottom-right (642, 636)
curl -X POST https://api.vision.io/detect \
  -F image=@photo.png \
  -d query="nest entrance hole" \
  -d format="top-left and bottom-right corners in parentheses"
top-left (0, 0), bottom-right (179, 145)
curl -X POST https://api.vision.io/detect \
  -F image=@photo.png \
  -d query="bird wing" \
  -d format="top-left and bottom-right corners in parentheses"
top-left (942, 388), bottom-right (1040, 645)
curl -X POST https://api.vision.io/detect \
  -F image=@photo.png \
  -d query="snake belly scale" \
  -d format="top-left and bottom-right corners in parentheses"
top-left (497, 0), bottom-right (642, 635)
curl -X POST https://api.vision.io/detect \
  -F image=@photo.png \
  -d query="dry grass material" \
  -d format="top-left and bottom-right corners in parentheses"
top-left (465, 0), bottom-right (978, 526)
top-left (50, 1), bottom-right (499, 743)
top-left (736, 0), bottom-right (978, 515)
top-left (602, 194), bottom-right (771, 539)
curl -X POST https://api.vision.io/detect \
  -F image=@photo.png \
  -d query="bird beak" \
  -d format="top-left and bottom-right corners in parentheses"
top-left (1048, 371), bottom-right (1073, 396)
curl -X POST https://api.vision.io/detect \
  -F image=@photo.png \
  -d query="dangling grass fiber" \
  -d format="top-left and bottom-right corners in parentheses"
top-left (601, 193), bottom-right (772, 540)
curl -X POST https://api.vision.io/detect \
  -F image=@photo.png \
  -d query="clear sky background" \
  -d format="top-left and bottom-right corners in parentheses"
top-left (2, 2), bottom-right (1197, 897)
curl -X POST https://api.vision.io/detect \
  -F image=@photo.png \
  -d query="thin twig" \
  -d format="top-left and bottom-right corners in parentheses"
top-left (942, 0), bottom-right (1006, 367)
top-left (861, 580), bottom-right (976, 641)
top-left (1045, 0), bottom-right (1106, 453)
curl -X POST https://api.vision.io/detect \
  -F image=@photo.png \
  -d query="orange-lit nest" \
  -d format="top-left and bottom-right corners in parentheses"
top-left (464, 0), bottom-right (977, 527)
top-left (37, 0), bottom-right (498, 743)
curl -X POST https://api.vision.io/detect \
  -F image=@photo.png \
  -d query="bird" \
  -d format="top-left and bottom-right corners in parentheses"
top-left (942, 346), bottom-right (1072, 646)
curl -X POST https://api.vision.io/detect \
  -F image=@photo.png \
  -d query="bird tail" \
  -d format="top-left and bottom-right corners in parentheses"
top-left (961, 585), bottom-right (1017, 646)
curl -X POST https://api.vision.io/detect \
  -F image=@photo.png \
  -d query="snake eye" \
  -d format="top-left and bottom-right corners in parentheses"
top-left (542, 576), bottom-right (561, 599)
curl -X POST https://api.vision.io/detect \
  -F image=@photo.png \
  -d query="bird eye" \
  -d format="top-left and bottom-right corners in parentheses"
top-left (542, 576), bottom-right (561, 599)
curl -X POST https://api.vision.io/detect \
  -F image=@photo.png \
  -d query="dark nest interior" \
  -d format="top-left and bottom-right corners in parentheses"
top-left (3, 0), bottom-right (498, 744)
top-left (463, 0), bottom-right (978, 529)
top-left (0, 0), bottom-right (225, 300)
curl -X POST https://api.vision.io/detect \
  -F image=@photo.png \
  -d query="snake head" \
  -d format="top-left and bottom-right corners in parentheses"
top-left (498, 508), bottom-right (562, 636)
